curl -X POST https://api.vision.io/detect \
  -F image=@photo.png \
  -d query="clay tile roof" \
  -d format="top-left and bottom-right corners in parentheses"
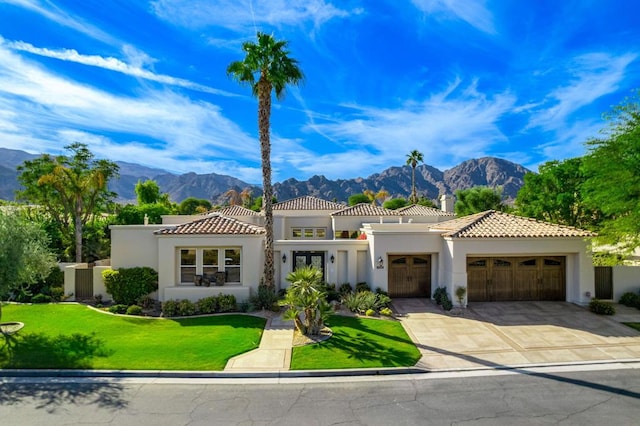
top-left (331, 203), bottom-right (399, 216)
top-left (208, 205), bottom-right (259, 216)
top-left (431, 210), bottom-right (596, 238)
top-left (273, 196), bottom-right (345, 211)
top-left (155, 214), bottom-right (265, 235)
top-left (397, 204), bottom-right (456, 217)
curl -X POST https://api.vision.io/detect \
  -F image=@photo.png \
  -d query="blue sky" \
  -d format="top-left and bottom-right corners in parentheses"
top-left (0, 1), bottom-right (638, 184)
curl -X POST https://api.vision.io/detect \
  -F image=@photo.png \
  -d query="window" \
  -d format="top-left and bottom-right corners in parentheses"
top-left (335, 230), bottom-right (362, 239)
top-left (291, 227), bottom-right (327, 239)
top-left (179, 248), bottom-right (241, 284)
top-left (180, 249), bottom-right (196, 283)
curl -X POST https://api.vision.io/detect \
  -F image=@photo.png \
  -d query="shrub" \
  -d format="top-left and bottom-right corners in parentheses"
top-left (197, 296), bottom-right (218, 314)
top-left (355, 282), bottom-right (371, 292)
top-left (375, 287), bottom-right (389, 297)
top-left (126, 305), bottom-right (143, 316)
top-left (162, 300), bottom-right (179, 317)
top-left (380, 307), bottom-right (393, 316)
top-left (108, 304), bottom-right (128, 314)
top-left (365, 308), bottom-right (375, 316)
top-left (619, 292), bottom-right (639, 307)
top-left (177, 299), bottom-right (196, 316)
top-left (338, 283), bottom-right (353, 296)
top-left (103, 267), bottom-right (158, 306)
top-left (49, 286), bottom-right (65, 302)
top-left (342, 291), bottom-right (389, 314)
top-left (249, 284), bottom-right (279, 310)
top-left (138, 295), bottom-right (156, 310)
top-left (433, 287), bottom-right (447, 305)
top-left (442, 297), bottom-right (453, 311)
top-left (589, 298), bottom-right (616, 315)
top-left (31, 293), bottom-right (52, 304)
top-left (217, 294), bottom-right (237, 312)
top-left (322, 283), bottom-right (340, 302)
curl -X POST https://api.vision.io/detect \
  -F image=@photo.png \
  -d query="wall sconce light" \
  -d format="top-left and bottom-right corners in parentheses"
top-left (376, 256), bottom-right (384, 269)
top-left (282, 254), bottom-right (287, 263)
top-left (330, 254), bottom-right (335, 264)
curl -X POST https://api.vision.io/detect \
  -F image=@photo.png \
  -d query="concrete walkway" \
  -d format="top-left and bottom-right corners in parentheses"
top-left (393, 299), bottom-right (640, 371)
top-left (224, 312), bottom-right (294, 372)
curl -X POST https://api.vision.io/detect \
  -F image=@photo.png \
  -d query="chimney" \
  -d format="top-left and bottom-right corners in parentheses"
top-left (440, 194), bottom-right (455, 213)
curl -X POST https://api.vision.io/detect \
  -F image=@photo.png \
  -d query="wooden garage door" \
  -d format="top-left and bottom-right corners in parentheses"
top-left (467, 257), bottom-right (565, 302)
top-left (388, 255), bottom-right (431, 297)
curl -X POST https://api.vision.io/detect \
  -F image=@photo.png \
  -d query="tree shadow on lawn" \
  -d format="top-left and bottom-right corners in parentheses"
top-left (302, 317), bottom-right (420, 366)
top-left (1, 331), bottom-right (113, 369)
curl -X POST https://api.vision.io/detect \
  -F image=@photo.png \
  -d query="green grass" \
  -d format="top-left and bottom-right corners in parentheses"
top-left (290, 315), bottom-right (421, 370)
top-left (623, 322), bottom-right (640, 332)
top-left (0, 303), bottom-right (265, 370)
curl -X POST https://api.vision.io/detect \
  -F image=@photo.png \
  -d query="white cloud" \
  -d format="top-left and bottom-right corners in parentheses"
top-left (150, 0), bottom-right (356, 32)
top-left (0, 45), bottom-right (262, 180)
top-left (2, 38), bottom-right (237, 97)
top-left (411, 0), bottom-right (496, 34)
top-left (528, 52), bottom-right (637, 131)
top-left (1, 0), bottom-right (116, 43)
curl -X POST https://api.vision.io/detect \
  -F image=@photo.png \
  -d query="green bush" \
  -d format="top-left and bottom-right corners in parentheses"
top-left (138, 295), bottom-right (156, 310)
top-left (589, 298), bottom-right (616, 315)
top-left (197, 296), bottom-right (219, 314)
top-left (619, 292), bottom-right (639, 307)
top-left (433, 287), bottom-right (447, 305)
top-left (103, 267), bottom-right (158, 305)
top-left (31, 293), bottom-right (52, 304)
top-left (322, 283), bottom-right (340, 302)
top-left (365, 308), bottom-right (375, 316)
top-left (338, 283), bottom-right (353, 296)
top-left (49, 286), bottom-right (65, 302)
top-left (249, 284), bottom-right (279, 310)
top-left (442, 297), bottom-right (453, 311)
top-left (355, 282), bottom-right (371, 292)
top-left (342, 291), bottom-right (389, 314)
top-left (380, 307), bottom-right (393, 316)
top-left (108, 304), bottom-right (128, 314)
top-left (177, 299), bottom-right (196, 316)
top-left (217, 294), bottom-right (237, 313)
top-left (126, 305), bottom-right (143, 316)
top-left (161, 300), bottom-right (179, 317)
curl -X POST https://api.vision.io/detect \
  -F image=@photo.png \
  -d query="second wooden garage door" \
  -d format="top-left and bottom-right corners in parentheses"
top-left (467, 256), bottom-right (565, 302)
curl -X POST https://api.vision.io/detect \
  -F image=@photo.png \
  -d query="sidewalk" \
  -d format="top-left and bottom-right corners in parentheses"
top-left (224, 312), bottom-right (294, 372)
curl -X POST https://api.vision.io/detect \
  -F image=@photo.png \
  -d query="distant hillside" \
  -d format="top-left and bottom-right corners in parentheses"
top-left (0, 148), bottom-right (530, 204)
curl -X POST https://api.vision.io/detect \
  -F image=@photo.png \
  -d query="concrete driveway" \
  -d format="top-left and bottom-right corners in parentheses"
top-left (392, 299), bottom-right (640, 371)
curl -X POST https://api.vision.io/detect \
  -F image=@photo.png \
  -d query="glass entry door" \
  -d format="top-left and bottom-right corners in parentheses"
top-left (294, 251), bottom-right (325, 280)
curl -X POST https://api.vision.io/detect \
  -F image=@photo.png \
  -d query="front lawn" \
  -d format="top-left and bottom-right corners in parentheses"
top-left (624, 322), bottom-right (640, 332)
top-left (0, 303), bottom-right (265, 370)
top-left (290, 315), bottom-right (421, 370)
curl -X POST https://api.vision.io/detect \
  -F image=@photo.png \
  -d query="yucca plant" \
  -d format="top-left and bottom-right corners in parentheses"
top-left (280, 266), bottom-right (333, 336)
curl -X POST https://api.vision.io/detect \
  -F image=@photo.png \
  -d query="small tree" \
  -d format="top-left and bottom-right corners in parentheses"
top-left (0, 211), bottom-right (57, 320)
top-left (383, 198), bottom-right (408, 210)
top-left (280, 266), bottom-right (333, 336)
top-left (455, 186), bottom-right (505, 216)
top-left (348, 193), bottom-right (370, 206)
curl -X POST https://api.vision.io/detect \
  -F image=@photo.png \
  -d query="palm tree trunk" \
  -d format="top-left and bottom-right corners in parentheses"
top-left (75, 195), bottom-right (83, 263)
top-left (258, 77), bottom-right (275, 288)
top-left (411, 165), bottom-right (417, 204)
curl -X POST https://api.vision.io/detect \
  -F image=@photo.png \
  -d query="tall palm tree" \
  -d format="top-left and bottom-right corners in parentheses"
top-left (406, 150), bottom-right (424, 204)
top-left (227, 32), bottom-right (304, 288)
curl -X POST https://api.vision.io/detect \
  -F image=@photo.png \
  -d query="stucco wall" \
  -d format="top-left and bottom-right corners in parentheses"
top-left (110, 225), bottom-right (164, 269)
top-left (613, 266), bottom-right (640, 301)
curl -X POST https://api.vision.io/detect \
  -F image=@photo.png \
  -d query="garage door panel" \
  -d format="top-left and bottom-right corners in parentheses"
top-left (389, 255), bottom-right (431, 298)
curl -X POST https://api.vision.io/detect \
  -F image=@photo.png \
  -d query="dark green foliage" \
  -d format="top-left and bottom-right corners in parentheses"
top-left (348, 193), bottom-right (370, 206)
top-left (177, 299), bottom-right (196, 316)
top-left (102, 267), bottom-right (158, 306)
top-left (355, 282), bottom-right (371, 292)
top-left (383, 198), bottom-right (408, 210)
top-left (455, 186), bottom-right (505, 216)
top-left (582, 91), bottom-right (640, 253)
top-left (321, 283), bottom-right (340, 302)
top-left (589, 298), bottom-right (616, 315)
top-left (442, 297), bottom-right (453, 311)
top-left (619, 292), bottom-right (639, 307)
top-left (108, 304), bottom-right (128, 314)
top-left (217, 294), bottom-right (237, 313)
top-left (417, 197), bottom-right (436, 208)
top-left (341, 290), bottom-right (391, 314)
top-left (197, 296), bottom-right (219, 314)
top-left (135, 179), bottom-right (162, 205)
top-left (31, 294), bottom-right (52, 304)
top-left (126, 305), bottom-right (143, 316)
top-left (138, 295), bottom-right (156, 310)
top-left (178, 197), bottom-right (212, 214)
top-left (161, 300), bottom-right (179, 317)
top-left (433, 287), bottom-right (448, 304)
top-left (339, 283), bottom-right (353, 296)
top-left (115, 203), bottom-right (173, 225)
top-left (249, 284), bottom-right (279, 310)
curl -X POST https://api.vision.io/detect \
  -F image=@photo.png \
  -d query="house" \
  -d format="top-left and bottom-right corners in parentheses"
top-left (75, 195), bottom-right (598, 306)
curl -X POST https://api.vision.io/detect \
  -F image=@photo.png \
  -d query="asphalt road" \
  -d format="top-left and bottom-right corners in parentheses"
top-left (1, 365), bottom-right (639, 425)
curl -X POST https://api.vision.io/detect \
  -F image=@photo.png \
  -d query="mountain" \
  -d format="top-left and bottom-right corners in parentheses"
top-left (0, 147), bottom-right (530, 204)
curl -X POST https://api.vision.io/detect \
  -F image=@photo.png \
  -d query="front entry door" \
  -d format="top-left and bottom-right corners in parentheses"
top-left (294, 251), bottom-right (325, 280)
top-left (388, 255), bottom-right (431, 297)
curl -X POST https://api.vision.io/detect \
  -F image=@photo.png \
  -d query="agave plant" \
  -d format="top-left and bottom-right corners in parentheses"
top-left (280, 266), bottom-right (333, 336)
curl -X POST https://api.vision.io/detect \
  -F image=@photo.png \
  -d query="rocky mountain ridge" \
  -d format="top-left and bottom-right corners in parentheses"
top-left (0, 148), bottom-right (530, 204)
